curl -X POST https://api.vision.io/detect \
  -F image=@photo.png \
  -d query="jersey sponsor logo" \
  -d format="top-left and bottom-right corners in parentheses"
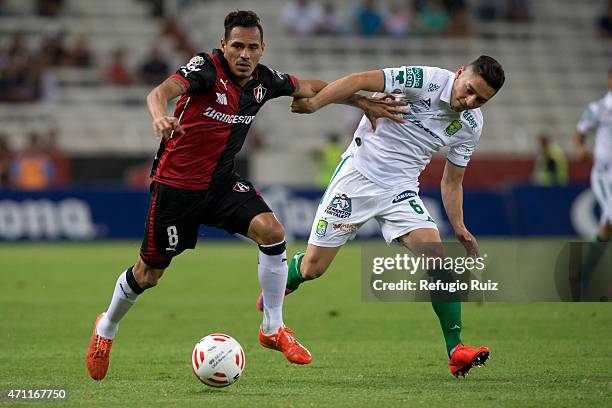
top-left (428, 83), bottom-right (440, 92)
top-left (315, 219), bottom-right (328, 237)
top-left (180, 55), bottom-right (205, 76)
top-left (408, 119), bottom-right (441, 140)
top-left (394, 70), bottom-right (405, 85)
top-left (233, 182), bottom-right (250, 192)
top-left (406, 67), bottom-right (424, 88)
top-left (253, 84), bottom-right (267, 103)
top-left (216, 92), bottom-right (227, 105)
top-left (408, 98), bottom-right (431, 113)
top-left (203, 107), bottom-right (255, 124)
top-left (325, 193), bottom-right (352, 219)
top-left (332, 222), bottom-right (357, 233)
top-left (462, 111), bottom-right (478, 129)
top-left (391, 190), bottom-right (417, 204)
top-left (445, 120), bottom-right (463, 136)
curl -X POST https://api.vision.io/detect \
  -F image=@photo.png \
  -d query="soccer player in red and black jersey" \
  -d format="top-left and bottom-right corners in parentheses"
top-left (86, 10), bottom-right (405, 381)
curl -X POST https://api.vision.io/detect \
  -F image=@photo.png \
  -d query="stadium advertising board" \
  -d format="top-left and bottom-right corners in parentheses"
top-left (0, 185), bottom-right (601, 241)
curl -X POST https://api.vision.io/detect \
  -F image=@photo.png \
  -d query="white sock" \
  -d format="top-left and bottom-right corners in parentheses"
top-left (96, 268), bottom-right (141, 339)
top-left (258, 244), bottom-right (288, 334)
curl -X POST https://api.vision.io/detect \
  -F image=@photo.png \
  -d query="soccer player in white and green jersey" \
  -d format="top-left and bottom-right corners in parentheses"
top-left (575, 67), bottom-right (612, 242)
top-left (258, 55), bottom-right (505, 377)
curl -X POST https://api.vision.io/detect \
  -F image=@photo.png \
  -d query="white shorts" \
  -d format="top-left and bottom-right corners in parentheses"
top-left (591, 163), bottom-right (612, 225)
top-left (308, 156), bottom-right (437, 247)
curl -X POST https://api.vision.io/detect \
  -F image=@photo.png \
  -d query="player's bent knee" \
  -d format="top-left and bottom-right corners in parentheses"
top-left (260, 224), bottom-right (286, 246)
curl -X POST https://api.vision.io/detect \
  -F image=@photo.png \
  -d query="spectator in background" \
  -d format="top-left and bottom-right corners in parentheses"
top-left (316, 2), bottom-right (344, 35)
top-left (314, 132), bottom-right (344, 188)
top-left (354, 0), bottom-right (385, 36)
top-left (43, 127), bottom-right (70, 186)
top-left (0, 134), bottom-right (12, 187)
top-left (417, 0), bottom-right (450, 35)
top-left (105, 49), bottom-right (133, 86)
top-left (0, 56), bottom-right (43, 102)
top-left (36, 0), bottom-right (63, 17)
top-left (505, 0), bottom-right (531, 22)
top-left (597, 0), bottom-right (612, 39)
top-left (532, 134), bottom-right (568, 187)
top-left (138, 46), bottom-right (169, 85)
top-left (445, 0), bottom-right (472, 36)
top-left (280, 0), bottom-right (323, 36)
top-left (0, 0), bottom-right (15, 16)
top-left (5, 32), bottom-right (29, 60)
top-left (384, 1), bottom-right (413, 37)
top-left (65, 35), bottom-right (94, 67)
top-left (9, 132), bottom-right (57, 190)
top-left (475, 0), bottom-right (504, 21)
top-left (161, 16), bottom-right (195, 58)
top-left (39, 33), bottom-right (67, 66)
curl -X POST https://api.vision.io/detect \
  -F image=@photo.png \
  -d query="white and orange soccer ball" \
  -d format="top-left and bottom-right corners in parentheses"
top-left (191, 333), bottom-right (245, 387)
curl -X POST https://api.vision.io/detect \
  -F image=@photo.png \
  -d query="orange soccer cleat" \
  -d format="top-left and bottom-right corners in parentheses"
top-left (86, 313), bottom-right (114, 381)
top-left (258, 325), bottom-right (312, 365)
top-left (448, 343), bottom-right (490, 378)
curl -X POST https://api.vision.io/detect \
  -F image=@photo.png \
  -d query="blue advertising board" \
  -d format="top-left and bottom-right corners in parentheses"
top-left (0, 185), bottom-right (601, 241)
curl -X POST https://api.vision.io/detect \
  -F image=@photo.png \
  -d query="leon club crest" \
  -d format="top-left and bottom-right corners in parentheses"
top-left (253, 85), bottom-right (267, 103)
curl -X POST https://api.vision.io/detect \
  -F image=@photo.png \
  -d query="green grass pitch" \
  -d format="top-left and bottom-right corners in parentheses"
top-left (1, 241), bottom-right (611, 407)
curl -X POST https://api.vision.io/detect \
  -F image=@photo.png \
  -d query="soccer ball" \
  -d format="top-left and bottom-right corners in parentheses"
top-left (191, 333), bottom-right (245, 387)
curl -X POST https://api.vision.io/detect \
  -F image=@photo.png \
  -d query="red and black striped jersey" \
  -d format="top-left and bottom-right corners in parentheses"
top-left (151, 48), bottom-right (297, 190)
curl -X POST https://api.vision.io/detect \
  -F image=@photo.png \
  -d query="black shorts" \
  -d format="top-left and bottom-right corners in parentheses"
top-left (140, 176), bottom-right (271, 269)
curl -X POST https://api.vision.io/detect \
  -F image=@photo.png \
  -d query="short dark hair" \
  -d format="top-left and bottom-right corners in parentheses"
top-left (224, 10), bottom-right (263, 42)
top-left (468, 55), bottom-right (505, 91)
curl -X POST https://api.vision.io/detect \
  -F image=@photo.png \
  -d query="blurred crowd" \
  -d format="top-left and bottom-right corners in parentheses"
top-left (280, 0), bottom-right (535, 38)
top-left (0, 0), bottom-right (197, 102)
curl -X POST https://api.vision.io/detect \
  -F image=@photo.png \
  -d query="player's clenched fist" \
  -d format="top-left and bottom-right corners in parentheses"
top-left (152, 116), bottom-right (185, 140)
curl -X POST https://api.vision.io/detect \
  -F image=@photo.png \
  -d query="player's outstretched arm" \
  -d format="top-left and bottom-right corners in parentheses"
top-left (146, 77), bottom-right (187, 140)
top-left (292, 70), bottom-right (385, 114)
top-left (291, 73), bottom-right (407, 130)
top-left (441, 161), bottom-right (481, 258)
top-left (291, 78), bottom-right (328, 98)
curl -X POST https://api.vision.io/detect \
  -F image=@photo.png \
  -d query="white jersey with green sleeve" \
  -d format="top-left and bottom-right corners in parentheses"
top-left (345, 65), bottom-right (483, 191)
top-left (577, 91), bottom-right (612, 166)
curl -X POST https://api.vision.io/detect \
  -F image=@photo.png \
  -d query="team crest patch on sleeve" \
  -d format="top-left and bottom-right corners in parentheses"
top-left (324, 193), bottom-right (352, 219)
top-left (253, 85), bottom-right (267, 103)
top-left (444, 120), bottom-right (463, 136)
top-left (315, 219), bottom-right (328, 237)
top-left (406, 67), bottom-right (424, 88)
top-left (233, 182), bottom-right (250, 192)
top-left (180, 55), bottom-right (205, 76)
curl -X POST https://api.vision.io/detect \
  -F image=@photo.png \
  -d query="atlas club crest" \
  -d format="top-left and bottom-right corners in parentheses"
top-left (253, 85), bottom-right (267, 103)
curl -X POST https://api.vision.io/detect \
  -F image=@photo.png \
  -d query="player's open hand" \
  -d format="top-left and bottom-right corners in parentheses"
top-left (361, 95), bottom-right (409, 131)
top-left (152, 116), bottom-right (184, 141)
top-left (291, 97), bottom-right (316, 114)
top-left (456, 228), bottom-right (481, 259)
